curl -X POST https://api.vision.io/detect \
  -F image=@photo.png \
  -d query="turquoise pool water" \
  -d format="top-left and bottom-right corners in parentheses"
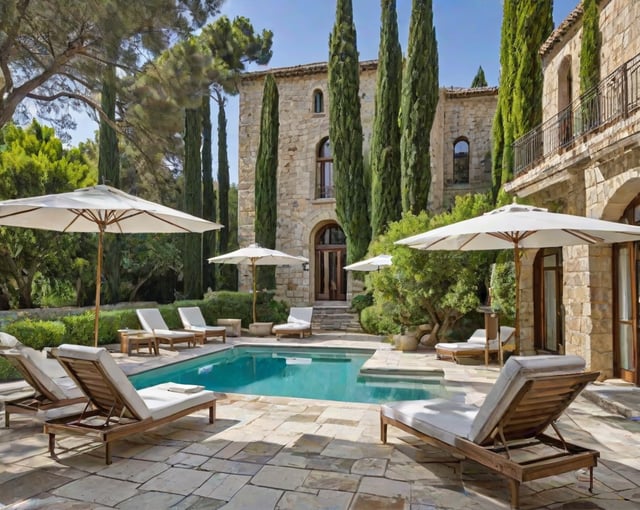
top-left (130, 346), bottom-right (445, 404)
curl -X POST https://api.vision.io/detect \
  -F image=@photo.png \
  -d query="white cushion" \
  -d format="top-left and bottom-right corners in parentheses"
top-left (153, 329), bottom-right (193, 339)
top-left (381, 398), bottom-right (478, 447)
top-left (0, 332), bottom-right (21, 348)
top-left (139, 382), bottom-right (216, 421)
top-left (57, 344), bottom-right (151, 420)
top-left (273, 322), bottom-right (309, 332)
top-left (178, 306), bottom-right (207, 328)
top-left (469, 355), bottom-right (586, 443)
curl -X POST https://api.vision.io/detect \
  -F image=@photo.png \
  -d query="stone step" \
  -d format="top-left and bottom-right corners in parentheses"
top-left (311, 305), bottom-right (362, 332)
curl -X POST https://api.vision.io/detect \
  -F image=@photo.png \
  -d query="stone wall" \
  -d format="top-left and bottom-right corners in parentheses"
top-left (238, 61), bottom-right (497, 305)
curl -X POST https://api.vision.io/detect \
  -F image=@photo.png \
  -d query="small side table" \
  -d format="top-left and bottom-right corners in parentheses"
top-left (118, 329), bottom-right (158, 356)
top-left (217, 318), bottom-right (241, 337)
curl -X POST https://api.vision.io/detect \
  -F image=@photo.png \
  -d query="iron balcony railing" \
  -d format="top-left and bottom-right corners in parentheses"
top-left (513, 51), bottom-right (640, 176)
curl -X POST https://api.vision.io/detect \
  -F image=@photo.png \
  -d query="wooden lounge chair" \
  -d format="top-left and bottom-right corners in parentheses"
top-left (45, 344), bottom-right (216, 464)
top-left (272, 307), bottom-right (313, 339)
top-left (136, 308), bottom-right (197, 349)
top-left (178, 306), bottom-right (227, 343)
top-left (381, 355), bottom-right (600, 509)
top-left (0, 347), bottom-right (85, 427)
top-left (435, 326), bottom-right (516, 365)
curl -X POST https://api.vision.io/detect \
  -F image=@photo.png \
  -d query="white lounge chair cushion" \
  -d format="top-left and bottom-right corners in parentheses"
top-left (152, 328), bottom-right (194, 339)
top-left (469, 354), bottom-right (586, 443)
top-left (436, 326), bottom-right (516, 351)
top-left (381, 398), bottom-right (478, 446)
top-left (273, 307), bottom-right (313, 333)
top-left (139, 382), bottom-right (216, 421)
top-left (4, 348), bottom-right (81, 400)
top-left (273, 321), bottom-right (310, 332)
top-left (57, 344), bottom-right (215, 422)
top-left (0, 332), bottom-right (21, 348)
top-left (58, 344), bottom-right (152, 420)
top-left (178, 307), bottom-right (207, 328)
top-left (184, 325), bottom-right (226, 334)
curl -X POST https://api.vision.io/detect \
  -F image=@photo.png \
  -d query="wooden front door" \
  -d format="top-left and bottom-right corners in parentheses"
top-left (614, 243), bottom-right (639, 384)
top-left (314, 224), bottom-right (346, 301)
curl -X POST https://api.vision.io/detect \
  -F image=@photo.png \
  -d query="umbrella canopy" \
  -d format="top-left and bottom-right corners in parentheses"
top-left (396, 202), bottom-right (640, 351)
top-left (0, 185), bottom-right (222, 346)
top-left (344, 254), bottom-right (393, 272)
top-left (208, 244), bottom-right (308, 323)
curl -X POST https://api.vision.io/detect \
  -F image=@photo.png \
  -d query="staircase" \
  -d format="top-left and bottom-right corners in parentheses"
top-left (312, 302), bottom-right (362, 332)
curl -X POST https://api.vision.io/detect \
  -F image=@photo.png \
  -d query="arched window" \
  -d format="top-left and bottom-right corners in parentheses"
top-left (315, 137), bottom-right (333, 198)
top-left (453, 138), bottom-right (469, 184)
top-left (558, 56), bottom-right (573, 146)
top-left (313, 89), bottom-right (324, 113)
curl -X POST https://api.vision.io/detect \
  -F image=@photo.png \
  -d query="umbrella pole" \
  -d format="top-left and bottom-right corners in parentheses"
top-left (514, 244), bottom-right (521, 355)
top-left (252, 260), bottom-right (257, 323)
top-left (94, 229), bottom-right (104, 347)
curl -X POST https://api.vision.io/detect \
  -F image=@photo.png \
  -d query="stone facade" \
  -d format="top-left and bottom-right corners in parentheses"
top-left (506, 0), bottom-right (640, 383)
top-left (238, 60), bottom-right (497, 305)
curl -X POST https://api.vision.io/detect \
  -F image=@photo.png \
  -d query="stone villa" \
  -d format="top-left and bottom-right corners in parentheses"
top-left (506, 0), bottom-right (640, 384)
top-left (237, 61), bottom-right (497, 308)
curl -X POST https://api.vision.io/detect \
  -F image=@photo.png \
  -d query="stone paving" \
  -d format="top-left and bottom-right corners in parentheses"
top-left (1, 332), bottom-right (640, 509)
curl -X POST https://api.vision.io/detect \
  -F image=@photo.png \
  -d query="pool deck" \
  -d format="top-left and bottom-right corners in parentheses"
top-left (1, 332), bottom-right (640, 509)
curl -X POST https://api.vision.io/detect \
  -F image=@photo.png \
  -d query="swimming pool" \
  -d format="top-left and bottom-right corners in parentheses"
top-left (130, 346), bottom-right (446, 404)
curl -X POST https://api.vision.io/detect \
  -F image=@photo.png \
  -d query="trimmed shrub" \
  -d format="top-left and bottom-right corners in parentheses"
top-left (360, 305), bottom-right (402, 335)
top-left (351, 293), bottom-right (373, 313)
top-left (4, 319), bottom-right (66, 350)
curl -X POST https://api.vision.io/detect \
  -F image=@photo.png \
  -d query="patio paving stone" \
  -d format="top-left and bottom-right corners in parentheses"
top-left (2, 333), bottom-right (640, 509)
top-left (52, 474), bottom-right (139, 506)
top-left (250, 464), bottom-right (310, 490)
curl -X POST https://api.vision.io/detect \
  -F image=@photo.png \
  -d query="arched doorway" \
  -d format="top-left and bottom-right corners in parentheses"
top-left (533, 248), bottom-right (563, 353)
top-left (314, 224), bottom-right (346, 301)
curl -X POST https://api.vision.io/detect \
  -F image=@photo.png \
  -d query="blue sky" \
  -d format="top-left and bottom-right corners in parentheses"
top-left (71, 0), bottom-right (579, 183)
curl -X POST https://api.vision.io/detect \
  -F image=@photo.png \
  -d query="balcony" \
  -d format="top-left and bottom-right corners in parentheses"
top-left (513, 52), bottom-right (640, 177)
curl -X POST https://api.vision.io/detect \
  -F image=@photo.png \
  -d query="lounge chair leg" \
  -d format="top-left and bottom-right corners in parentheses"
top-left (4, 409), bottom-right (9, 428)
top-left (209, 404), bottom-right (216, 424)
top-left (48, 433), bottom-right (56, 458)
top-left (105, 442), bottom-right (112, 465)
top-left (380, 417), bottom-right (387, 444)
top-left (589, 466), bottom-right (594, 492)
top-left (509, 479), bottom-right (520, 509)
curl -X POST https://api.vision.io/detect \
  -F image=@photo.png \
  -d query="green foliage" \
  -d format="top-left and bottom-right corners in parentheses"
top-left (351, 292), bottom-right (373, 313)
top-left (490, 254), bottom-right (516, 324)
top-left (580, 0), bottom-right (601, 94)
top-left (255, 74), bottom-right (279, 290)
top-left (370, 0), bottom-right (403, 238)
top-left (0, 121), bottom-right (96, 308)
top-left (471, 66), bottom-right (488, 88)
top-left (328, 0), bottom-right (371, 264)
top-left (400, 0), bottom-right (439, 214)
top-left (202, 95), bottom-right (217, 292)
top-left (4, 319), bottom-right (66, 350)
top-left (367, 193), bottom-right (495, 339)
top-left (360, 304), bottom-right (402, 335)
top-left (183, 107), bottom-right (203, 299)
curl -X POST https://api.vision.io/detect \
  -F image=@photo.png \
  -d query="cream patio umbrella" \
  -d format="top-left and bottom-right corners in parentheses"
top-left (0, 185), bottom-right (222, 346)
top-left (344, 254), bottom-right (393, 272)
top-left (208, 244), bottom-right (308, 323)
top-left (396, 201), bottom-right (640, 352)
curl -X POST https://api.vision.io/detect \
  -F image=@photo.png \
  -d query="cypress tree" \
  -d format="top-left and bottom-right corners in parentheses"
top-left (183, 107), bottom-right (203, 299)
top-left (400, 0), bottom-right (439, 215)
top-left (202, 94), bottom-right (216, 292)
top-left (255, 74), bottom-right (279, 290)
top-left (511, 0), bottom-right (553, 141)
top-left (99, 61), bottom-right (121, 305)
top-left (471, 66), bottom-right (487, 88)
top-left (215, 89), bottom-right (236, 290)
top-left (328, 0), bottom-right (370, 264)
top-left (580, 0), bottom-right (601, 130)
top-left (580, 0), bottom-right (601, 93)
top-left (370, 0), bottom-right (402, 238)
top-left (491, 0), bottom-right (517, 199)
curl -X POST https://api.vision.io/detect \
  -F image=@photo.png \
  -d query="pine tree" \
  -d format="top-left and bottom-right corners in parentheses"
top-left (183, 107), bottom-right (203, 298)
top-left (471, 66), bottom-right (487, 87)
top-left (202, 94), bottom-right (216, 292)
top-left (370, 0), bottom-right (402, 238)
top-left (255, 74), bottom-right (279, 290)
top-left (328, 0), bottom-right (370, 264)
top-left (400, 0), bottom-right (439, 214)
